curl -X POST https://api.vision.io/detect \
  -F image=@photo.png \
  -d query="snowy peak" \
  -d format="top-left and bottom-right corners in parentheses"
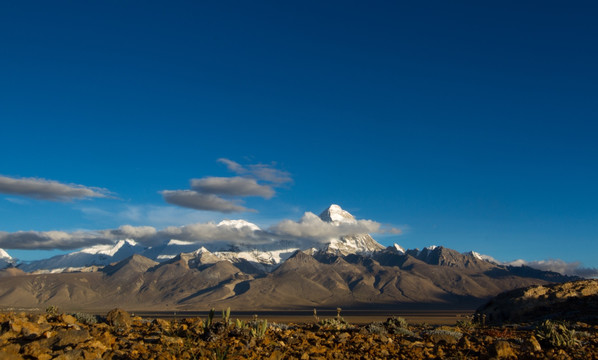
top-left (0, 248), bottom-right (15, 269)
top-left (80, 239), bottom-right (140, 256)
top-left (319, 204), bottom-right (356, 223)
top-left (0, 249), bottom-right (12, 260)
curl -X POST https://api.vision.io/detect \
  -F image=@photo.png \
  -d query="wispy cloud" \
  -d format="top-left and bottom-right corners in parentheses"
top-left (161, 190), bottom-right (251, 213)
top-left (218, 158), bottom-right (292, 185)
top-left (191, 177), bottom-right (274, 198)
top-left (161, 159), bottom-right (291, 213)
top-left (507, 258), bottom-right (598, 278)
top-left (0, 175), bottom-right (111, 201)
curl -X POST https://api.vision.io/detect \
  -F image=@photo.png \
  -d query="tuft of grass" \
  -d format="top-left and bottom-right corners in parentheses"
top-left (250, 318), bottom-right (268, 338)
top-left (221, 307), bottom-right (231, 326)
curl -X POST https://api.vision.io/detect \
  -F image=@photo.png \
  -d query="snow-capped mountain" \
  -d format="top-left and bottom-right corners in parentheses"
top-left (11, 204), bottom-right (509, 275)
top-left (0, 248), bottom-right (15, 269)
top-left (318, 204), bottom-right (385, 255)
top-left (19, 240), bottom-right (145, 273)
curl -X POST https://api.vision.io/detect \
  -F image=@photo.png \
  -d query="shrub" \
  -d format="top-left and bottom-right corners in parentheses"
top-left (73, 312), bottom-right (98, 325)
top-left (45, 305), bottom-right (59, 316)
top-left (427, 329), bottom-right (463, 341)
top-left (250, 319), bottom-right (268, 338)
top-left (535, 320), bottom-right (579, 348)
top-left (365, 322), bottom-right (387, 335)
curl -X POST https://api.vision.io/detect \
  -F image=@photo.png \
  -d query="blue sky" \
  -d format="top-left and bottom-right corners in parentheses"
top-left (1, 1), bottom-right (597, 272)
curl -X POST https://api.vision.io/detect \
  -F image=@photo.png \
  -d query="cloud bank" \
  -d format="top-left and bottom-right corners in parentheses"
top-left (0, 175), bottom-right (110, 201)
top-left (161, 159), bottom-right (291, 213)
top-left (507, 259), bottom-right (598, 278)
top-left (0, 212), bottom-right (385, 250)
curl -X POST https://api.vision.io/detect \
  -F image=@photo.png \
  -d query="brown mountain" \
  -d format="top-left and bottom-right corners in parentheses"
top-left (0, 246), bottom-right (579, 312)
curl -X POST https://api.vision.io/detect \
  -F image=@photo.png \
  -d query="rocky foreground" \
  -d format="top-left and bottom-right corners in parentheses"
top-left (1, 308), bottom-right (597, 359)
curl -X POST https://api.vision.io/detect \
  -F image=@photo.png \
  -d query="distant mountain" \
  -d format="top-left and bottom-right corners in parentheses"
top-left (2, 204), bottom-right (584, 311)
top-left (18, 240), bottom-right (145, 273)
top-left (0, 244), bottom-right (579, 311)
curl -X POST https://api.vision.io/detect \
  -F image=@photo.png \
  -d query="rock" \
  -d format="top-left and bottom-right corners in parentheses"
top-left (60, 314), bottom-right (77, 325)
top-left (152, 318), bottom-right (171, 332)
top-left (53, 349), bottom-right (84, 360)
top-left (21, 321), bottom-right (51, 339)
top-left (0, 343), bottom-right (21, 354)
top-left (56, 329), bottom-right (91, 347)
top-left (493, 340), bottom-right (516, 359)
top-left (106, 308), bottom-right (132, 329)
top-left (524, 335), bottom-right (542, 352)
top-left (458, 335), bottom-right (472, 349)
top-left (477, 279), bottom-right (598, 324)
top-left (429, 332), bottom-right (460, 345)
top-left (0, 351), bottom-right (24, 360)
top-left (21, 339), bottom-right (55, 358)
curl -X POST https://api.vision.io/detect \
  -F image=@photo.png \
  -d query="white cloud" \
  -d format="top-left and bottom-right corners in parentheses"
top-left (270, 211), bottom-right (382, 243)
top-left (0, 175), bottom-right (111, 201)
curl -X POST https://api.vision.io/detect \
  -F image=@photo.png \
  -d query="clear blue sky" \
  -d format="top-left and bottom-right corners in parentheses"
top-left (1, 1), bottom-right (597, 270)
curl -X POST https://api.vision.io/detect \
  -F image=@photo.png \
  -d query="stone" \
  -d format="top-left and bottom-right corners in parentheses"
top-left (56, 329), bottom-right (91, 347)
top-left (60, 314), bottom-right (77, 325)
top-left (429, 333), bottom-right (459, 345)
top-left (0, 350), bottom-right (24, 360)
top-left (106, 308), bottom-right (132, 329)
top-left (525, 335), bottom-right (542, 352)
top-left (493, 340), bottom-right (516, 359)
top-left (21, 321), bottom-right (50, 339)
top-left (21, 339), bottom-right (55, 357)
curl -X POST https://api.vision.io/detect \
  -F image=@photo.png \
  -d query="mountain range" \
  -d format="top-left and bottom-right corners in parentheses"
top-left (0, 205), bottom-right (577, 311)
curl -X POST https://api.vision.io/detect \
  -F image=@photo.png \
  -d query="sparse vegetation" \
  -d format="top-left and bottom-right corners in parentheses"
top-left (0, 309), bottom-right (597, 359)
top-left (72, 312), bottom-right (97, 325)
top-left (318, 307), bottom-right (351, 331)
top-left (221, 307), bottom-right (231, 326)
top-left (249, 317), bottom-right (268, 338)
top-left (535, 320), bottom-right (580, 348)
top-left (45, 305), bottom-right (59, 316)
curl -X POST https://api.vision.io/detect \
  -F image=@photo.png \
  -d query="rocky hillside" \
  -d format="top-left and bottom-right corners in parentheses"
top-left (477, 279), bottom-right (598, 324)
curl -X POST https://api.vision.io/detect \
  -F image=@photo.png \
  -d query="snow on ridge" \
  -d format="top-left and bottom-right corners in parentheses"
top-left (0, 249), bottom-right (12, 259)
top-left (468, 251), bottom-right (499, 264)
top-left (393, 243), bottom-right (405, 253)
top-left (167, 239), bottom-right (195, 246)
